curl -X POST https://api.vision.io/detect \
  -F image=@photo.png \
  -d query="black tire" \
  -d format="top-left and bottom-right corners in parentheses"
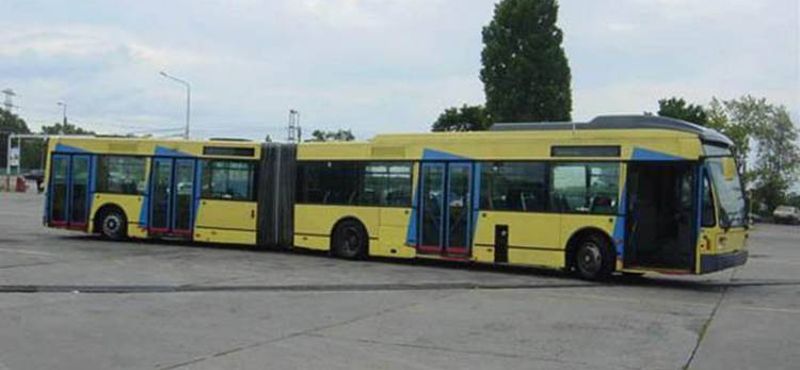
top-left (98, 208), bottom-right (128, 240)
top-left (573, 234), bottom-right (615, 280)
top-left (332, 220), bottom-right (368, 259)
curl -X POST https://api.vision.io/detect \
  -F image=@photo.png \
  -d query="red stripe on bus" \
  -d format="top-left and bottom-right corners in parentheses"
top-left (417, 245), bottom-right (441, 252)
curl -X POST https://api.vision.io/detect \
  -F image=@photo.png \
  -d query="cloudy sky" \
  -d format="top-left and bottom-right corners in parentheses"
top-left (1, 0), bottom-right (797, 140)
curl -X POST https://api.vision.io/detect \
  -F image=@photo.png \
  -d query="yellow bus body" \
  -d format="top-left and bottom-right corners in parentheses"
top-left (44, 116), bottom-right (749, 277)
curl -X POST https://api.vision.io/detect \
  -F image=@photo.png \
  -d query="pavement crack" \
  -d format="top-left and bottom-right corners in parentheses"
top-left (301, 333), bottom-right (638, 370)
top-left (156, 294), bottom-right (449, 370)
top-left (682, 269), bottom-right (737, 370)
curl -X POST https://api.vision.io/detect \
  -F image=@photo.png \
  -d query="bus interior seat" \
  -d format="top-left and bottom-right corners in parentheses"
top-left (590, 195), bottom-right (614, 214)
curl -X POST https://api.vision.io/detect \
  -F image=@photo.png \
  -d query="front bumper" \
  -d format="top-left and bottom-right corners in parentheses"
top-left (700, 250), bottom-right (748, 274)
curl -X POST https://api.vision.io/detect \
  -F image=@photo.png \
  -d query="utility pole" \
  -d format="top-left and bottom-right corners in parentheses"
top-left (160, 71), bottom-right (191, 140)
top-left (57, 101), bottom-right (68, 129)
top-left (287, 110), bottom-right (301, 143)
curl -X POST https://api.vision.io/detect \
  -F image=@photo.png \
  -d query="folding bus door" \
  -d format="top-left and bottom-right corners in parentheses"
top-left (418, 162), bottom-right (474, 258)
top-left (172, 159), bottom-right (196, 235)
top-left (68, 155), bottom-right (91, 229)
top-left (149, 157), bottom-right (196, 236)
top-left (48, 154), bottom-right (92, 230)
top-left (48, 154), bottom-right (70, 227)
top-left (446, 163), bottom-right (472, 255)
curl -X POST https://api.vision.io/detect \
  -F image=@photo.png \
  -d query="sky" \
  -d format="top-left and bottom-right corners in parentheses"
top-left (0, 0), bottom-right (798, 141)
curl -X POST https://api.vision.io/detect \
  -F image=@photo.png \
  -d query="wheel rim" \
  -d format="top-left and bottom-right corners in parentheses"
top-left (577, 242), bottom-right (603, 275)
top-left (341, 227), bottom-right (360, 254)
top-left (103, 214), bottom-right (121, 236)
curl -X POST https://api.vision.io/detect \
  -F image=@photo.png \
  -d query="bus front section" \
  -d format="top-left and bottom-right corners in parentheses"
top-left (697, 145), bottom-right (749, 274)
top-left (623, 142), bottom-right (749, 276)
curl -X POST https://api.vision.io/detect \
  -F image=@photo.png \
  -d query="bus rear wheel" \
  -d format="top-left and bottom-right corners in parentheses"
top-left (98, 208), bottom-right (128, 240)
top-left (332, 220), bottom-right (368, 260)
top-left (573, 234), bottom-right (614, 280)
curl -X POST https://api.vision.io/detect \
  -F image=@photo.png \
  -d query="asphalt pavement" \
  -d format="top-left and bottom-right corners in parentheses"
top-left (0, 192), bottom-right (798, 370)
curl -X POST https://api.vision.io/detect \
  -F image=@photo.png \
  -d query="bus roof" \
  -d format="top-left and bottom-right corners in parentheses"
top-left (489, 115), bottom-right (733, 146)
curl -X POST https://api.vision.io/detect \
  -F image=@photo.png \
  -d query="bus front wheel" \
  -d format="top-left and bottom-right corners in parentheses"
top-left (98, 208), bottom-right (128, 240)
top-left (332, 220), bottom-right (368, 260)
top-left (573, 234), bottom-right (614, 280)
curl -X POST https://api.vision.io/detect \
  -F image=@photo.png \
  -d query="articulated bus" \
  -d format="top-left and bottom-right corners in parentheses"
top-left (43, 115), bottom-right (749, 279)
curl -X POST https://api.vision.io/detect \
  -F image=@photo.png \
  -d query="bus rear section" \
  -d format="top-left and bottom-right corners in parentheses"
top-left (43, 138), bottom-right (285, 247)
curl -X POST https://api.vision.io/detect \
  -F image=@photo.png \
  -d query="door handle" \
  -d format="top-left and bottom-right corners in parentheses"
top-left (251, 209), bottom-right (255, 219)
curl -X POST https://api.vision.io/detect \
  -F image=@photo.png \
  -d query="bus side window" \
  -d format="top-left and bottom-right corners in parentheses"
top-left (297, 161), bottom-right (412, 207)
top-left (551, 163), bottom-right (619, 215)
top-left (201, 160), bottom-right (256, 201)
top-left (480, 162), bottom-right (547, 212)
top-left (96, 156), bottom-right (147, 195)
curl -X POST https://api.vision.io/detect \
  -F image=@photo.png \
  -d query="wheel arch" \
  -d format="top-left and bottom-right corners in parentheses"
top-left (92, 202), bottom-right (127, 234)
top-left (564, 227), bottom-right (615, 269)
top-left (329, 216), bottom-right (370, 248)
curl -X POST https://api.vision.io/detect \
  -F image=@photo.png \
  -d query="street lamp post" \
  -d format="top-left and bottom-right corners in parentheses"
top-left (159, 71), bottom-right (191, 140)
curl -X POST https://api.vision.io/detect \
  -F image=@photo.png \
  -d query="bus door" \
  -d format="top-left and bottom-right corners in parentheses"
top-left (48, 154), bottom-right (91, 229)
top-left (418, 162), bottom-right (474, 257)
top-left (149, 157), bottom-right (196, 236)
top-left (625, 162), bottom-right (696, 270)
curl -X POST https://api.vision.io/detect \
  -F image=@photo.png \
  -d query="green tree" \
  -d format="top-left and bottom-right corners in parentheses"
top-left (1, 108), bottom-right (32, 170)
top-left (749, 104), bottom-right (799, 213)
top-left (706, 98), bottom-right (750, 175)
top-left (707, 95), bottom-right (800, 213)
top-left (41, 121), bottom-right (95, 135)
top-left (0, 108), bottom-right (31, 134)
top-left (480, 0), bottom-right (572, 122)
top-left (432, 104), bottom-right (491, 132)
top-left (656, 97), bottom-right (708, 126)
top-left (656, 95), bottom-right (800, 214)
top-left (786, 193), bottom-right (800, 209)
top-left (308, 129), bottom-right (355, 142)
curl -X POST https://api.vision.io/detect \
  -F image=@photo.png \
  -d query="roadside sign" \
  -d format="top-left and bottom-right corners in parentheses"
top-left (9, 147), bottom-right (20, 167)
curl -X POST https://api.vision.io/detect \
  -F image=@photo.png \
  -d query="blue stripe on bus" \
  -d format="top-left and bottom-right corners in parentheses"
top-left (632, 147), bottom-right (684, 161)
top-left (155, 146), bottom-right (193, 157)
top-left (695, 165), bottom-right (705, 254)
top-left (612, 183), bottom-right (627, 258)
top-left (88, 155), bottom-right (97, 225)
top-left (421, 148), bottom-right (469, 161)
top-left (193, 160), bottom-right (203, 228)
top-left (471, 162), bottom-right (482, 248)
top-left (54, 144), bottom-right (89, 154)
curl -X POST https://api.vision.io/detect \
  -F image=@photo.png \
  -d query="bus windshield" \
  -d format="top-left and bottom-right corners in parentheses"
top-left (706, 157), bottom-right (747, 228)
